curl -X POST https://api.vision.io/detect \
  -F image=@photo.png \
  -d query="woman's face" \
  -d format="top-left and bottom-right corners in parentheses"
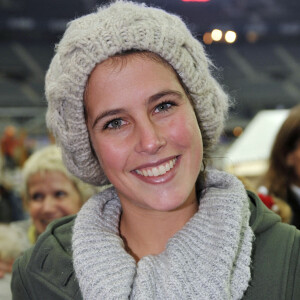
top-left (85, 55), bottom-right (203, 212)
top-left (287, 141), bottom-right (300, 185)
top-left (27, 171), bottom-right (82, 234)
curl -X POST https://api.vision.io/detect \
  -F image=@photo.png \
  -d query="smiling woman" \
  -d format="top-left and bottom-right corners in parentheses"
top-left (11, 1), bottom-right (300, 300)
top-left (84, 54), bottom-right (202, 216)
top-left (0, 144), bottom-right (99, 299)
top-left (20, 145), bottom-right (99, 243)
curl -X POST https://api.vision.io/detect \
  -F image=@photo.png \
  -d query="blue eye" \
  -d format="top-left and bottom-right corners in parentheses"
top-left (30, 193), bottom-right (44, 202)
top-left (104, 118), bottom-right (125, 130)
top-left (154, 101), bottom-right (176, 113)
top-left (55, 190), bottom-right (67, 198)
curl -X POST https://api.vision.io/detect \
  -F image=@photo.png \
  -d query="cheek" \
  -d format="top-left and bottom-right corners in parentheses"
top-left (294, 153), bottom-right (300, 175)
top-left (168, 111), bottom-right (203, 153)
top-left (288, 148), bottom-right (300, 174)
top-left (93, 137), bottom-right (129, 174)
top-left (28, 203), bottom-right (40, 218)
top-left (59, 197), bottom-right (82, 215)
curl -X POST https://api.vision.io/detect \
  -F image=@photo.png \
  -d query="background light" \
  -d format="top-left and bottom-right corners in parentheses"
top-left (203, 32), bottom-right (213, 44)
top-left (211, 29), bottom-right (222, 41)
top-left (233, 126), bottom-right (243, 137)
top-left (246, 31), bottom-right (259, 43)
top-left (225, 30), bottom-right (237, 43)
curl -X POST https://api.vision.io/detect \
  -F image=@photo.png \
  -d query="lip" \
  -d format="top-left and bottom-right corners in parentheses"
top-left (40, 218), bottom-right (57, 226)
top-left (131, 155), bottom-right (181, 184)
top-left (40, 220), bottom-right (51, 226)
top-left (133, 155), bottom-right (178, 170)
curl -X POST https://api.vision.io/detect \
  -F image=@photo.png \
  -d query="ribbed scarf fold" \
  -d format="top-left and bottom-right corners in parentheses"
top-left (72, 169), bottom-right (254, 299)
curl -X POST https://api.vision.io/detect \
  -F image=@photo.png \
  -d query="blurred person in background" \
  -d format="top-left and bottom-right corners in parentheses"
top-left (0, 144), bottom-right (100, 299)
top-left (0, 224), bottom-right (25, 300)
top-left (0, 127), bottom-right (36, 223)
top-left (11, 2), bottom-right (300, 299)
top-left (20, 144), bottom-right (98, 241)
top-left (14, 129), bottom-right (35, 168)
top-left (0, 182), bottom-right (26, 223)
top-left (0, 126), bottom-right (19, 170)
top-left (0, 126), bottom-right (35, 171)
top-left (260, 104), bottom-right (300, 229)
top-left (238, 176), bottom-right (292, 224)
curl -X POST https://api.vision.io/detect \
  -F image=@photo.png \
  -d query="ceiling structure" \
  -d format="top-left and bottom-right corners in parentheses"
top-left (0, 0), bottom-right (299, 136)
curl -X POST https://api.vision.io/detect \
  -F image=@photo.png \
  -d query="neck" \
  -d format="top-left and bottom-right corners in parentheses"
top-left (119, 194), bottom-right (198, 262)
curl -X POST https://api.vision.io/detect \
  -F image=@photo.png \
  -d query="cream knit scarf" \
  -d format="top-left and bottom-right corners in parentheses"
top-left (72, 170), bottom-right (254, 299)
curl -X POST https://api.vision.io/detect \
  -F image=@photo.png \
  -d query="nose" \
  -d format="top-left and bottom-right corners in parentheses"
top-left (42, 196), bottom-right (57, 214)
top-left (134, 119), bottom-right (166, 154)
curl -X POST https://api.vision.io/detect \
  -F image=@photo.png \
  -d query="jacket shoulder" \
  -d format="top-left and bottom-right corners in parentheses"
top-left (12, 215), bottom-right (82, 300)
top-left (244, 191), bottom-right (300, 300)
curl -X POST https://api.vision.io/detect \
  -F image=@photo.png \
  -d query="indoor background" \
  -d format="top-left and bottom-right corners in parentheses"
top-left (0, 0), bottom-right (299, 147)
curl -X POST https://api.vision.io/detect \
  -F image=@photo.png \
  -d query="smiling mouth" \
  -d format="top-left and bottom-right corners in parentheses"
top-left (134, 157), bottom-right (178, 177)
top-left (40, 219), bottom-right (55, 226)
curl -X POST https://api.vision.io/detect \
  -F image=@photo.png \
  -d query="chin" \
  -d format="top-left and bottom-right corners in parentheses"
top-left (147, 196), bottom-right (191, 212)
top-left (36, 224), bottom-right (46, 234)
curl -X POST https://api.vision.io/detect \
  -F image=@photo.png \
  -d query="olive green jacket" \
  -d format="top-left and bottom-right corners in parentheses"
top-left (11, 192), bottom-right (300, 299)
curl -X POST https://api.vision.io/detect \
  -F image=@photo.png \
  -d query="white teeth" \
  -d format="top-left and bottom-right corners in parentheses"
top-left (158, 165), bottom-right (166, 175)
top-left (147, 169), bottom-right (153, 176)
top-left (152, 168), bottom-right (159, 176)
top-left (135, 158), bottom-right (177, 177)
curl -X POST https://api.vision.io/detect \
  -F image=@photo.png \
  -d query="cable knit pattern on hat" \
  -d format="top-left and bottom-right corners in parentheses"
top-left (46, 1), bottom-right (229, 185)
top-left (72, 170), bottom-right (253, 299)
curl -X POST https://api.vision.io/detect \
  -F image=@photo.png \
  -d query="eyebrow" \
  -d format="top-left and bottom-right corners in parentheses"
top-left (91, 89), bottom-right (183, 129)
top-left (92, 108), bottom-right (126, 129)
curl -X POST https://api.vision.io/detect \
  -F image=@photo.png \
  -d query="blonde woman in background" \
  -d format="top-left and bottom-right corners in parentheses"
top-left (0, 145), bottom-right (100, 299)
top-left (20, 144), bottom-right (99, 245)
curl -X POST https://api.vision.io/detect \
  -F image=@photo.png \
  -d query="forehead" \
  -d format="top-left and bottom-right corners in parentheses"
top-left (85, 52), bottom-right (181, 96)
top-left (101, 51), bottom-right (173, 72)
top-left (28, 171), bottom-right (70, 187)
top-left (84, 54), bottom-right (184, 105)
top-left (92, 52), bottom-right (176, 82)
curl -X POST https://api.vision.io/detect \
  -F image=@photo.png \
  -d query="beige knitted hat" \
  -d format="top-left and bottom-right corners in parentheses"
top-left (46, 0), bottom-right (229, 186)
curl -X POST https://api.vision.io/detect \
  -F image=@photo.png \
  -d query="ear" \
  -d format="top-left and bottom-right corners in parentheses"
top-left (286, 152), bottom-right (295, 167)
